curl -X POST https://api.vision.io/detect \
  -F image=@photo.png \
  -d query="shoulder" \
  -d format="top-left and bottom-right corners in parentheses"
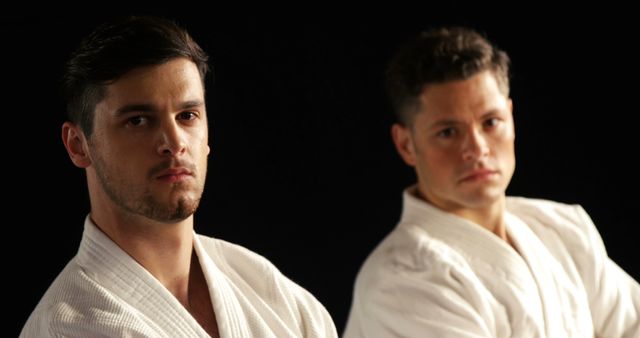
top-left (507, 196), bottom-right (582, 214)
top-left (367, 222), bottom-right (473, 270)
top-left (196, 234), bottom-right (278, 277)
top-left (196, 234), bottom-right (309, 294)
top-left (195, 234), bottom-right (338, 336)
top-left (348, 226), bottom-right (503, 337)
top-left (506, 196), bottom-right (601, 261)
top-left (20, 259), bottom-right (152, 337)
top-left (506, 196), bottom-right (595, 236)
top-left (355, 224), bottom-right (476, 299)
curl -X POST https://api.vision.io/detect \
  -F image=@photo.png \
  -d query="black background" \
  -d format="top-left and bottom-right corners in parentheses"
top-left (4, 7), bottom-right (639, 336)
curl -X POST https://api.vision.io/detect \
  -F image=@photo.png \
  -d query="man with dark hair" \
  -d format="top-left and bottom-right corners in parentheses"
top-left (344, 27), bottom-right (639, 337)
top-left (21, 16), bottom-right (337, 338)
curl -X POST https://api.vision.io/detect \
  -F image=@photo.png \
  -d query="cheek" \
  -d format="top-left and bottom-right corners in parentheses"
top-left (196, 140), bottom-right (209, 157)
top-left (421, 148), bottom-right (455, 176)
top-left (195, 142), bottom-right (209, 168)
top-left (493, 136), bottom-right (516, 163)
top-left (423, 143), bottom-right (456, 162)
top-left (195, 128), bottom-right (210, 154)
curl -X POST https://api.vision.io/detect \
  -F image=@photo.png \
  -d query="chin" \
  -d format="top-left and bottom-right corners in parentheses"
top-left (153, 205), bottom-right (197, 223)
top-left (462, 188), bottom-right (504, 206)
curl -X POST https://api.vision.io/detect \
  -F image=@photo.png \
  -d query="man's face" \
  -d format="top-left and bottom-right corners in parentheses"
top-left (393, 70), bottom-right (515, 214)
top-left (86, 57), bottom-right (209, 223)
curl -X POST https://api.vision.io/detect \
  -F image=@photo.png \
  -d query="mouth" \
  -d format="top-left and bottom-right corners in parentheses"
top-left (459, 169), bottom-right (498, 183)
top-left (155, 168), bottom-right (194, 183)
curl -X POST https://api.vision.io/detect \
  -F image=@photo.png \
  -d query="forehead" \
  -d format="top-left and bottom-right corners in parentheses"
top-left (417, 71), bottom-right (508, 121)
top-left (107, 58), bottom-right (203, 95)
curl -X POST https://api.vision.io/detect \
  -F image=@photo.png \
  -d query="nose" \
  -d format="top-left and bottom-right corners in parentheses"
top-left (157, 120), bottom-right (187, 157)
top-left (462, 128), bottom-right (489, 162)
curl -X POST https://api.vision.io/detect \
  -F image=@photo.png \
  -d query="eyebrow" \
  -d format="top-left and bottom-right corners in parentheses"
top-left (113, 100), bottom-right (205, 117)
top-left (429, 119), bottom-right (458, 130)
top-left (428, 110), bottom-right (503, 129)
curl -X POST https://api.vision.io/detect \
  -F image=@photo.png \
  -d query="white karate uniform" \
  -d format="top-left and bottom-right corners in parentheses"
top-left (21, 217), bottom-right (337, 338)
top-left (344, 187), bottom-right (640, 337)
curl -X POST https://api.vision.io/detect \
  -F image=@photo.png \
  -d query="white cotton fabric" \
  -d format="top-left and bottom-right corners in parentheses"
top-left (21, 217), bottom-right (337, 338)
top-left (343, 187), bottom-right (640, 338)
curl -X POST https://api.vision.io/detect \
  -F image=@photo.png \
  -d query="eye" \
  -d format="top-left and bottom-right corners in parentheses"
top-left (127, 116), bottom-right (148, 126)
top-left (436, 127), bottom-right (456, 138)
top-left (178, 111), bottom-right (198, 121)
top-left (484, 118), bottom-right (501, 129)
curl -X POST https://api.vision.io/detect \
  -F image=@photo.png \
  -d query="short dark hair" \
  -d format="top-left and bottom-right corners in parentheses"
top-left (62, 15), bottom-right (211, 136)
top-left (385, 26), bottom-right (510, 126)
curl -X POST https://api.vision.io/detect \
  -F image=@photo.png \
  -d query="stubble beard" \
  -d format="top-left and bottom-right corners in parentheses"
top-left (92, 153), bottom-right (203, 223)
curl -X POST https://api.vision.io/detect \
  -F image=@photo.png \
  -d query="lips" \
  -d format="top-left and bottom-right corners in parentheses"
top-left (459, 169), bottom-right (497, 182)
top-left (157, 167), bottom-right (191, 177)
top-left (155, 167), bottom-right (193, 182)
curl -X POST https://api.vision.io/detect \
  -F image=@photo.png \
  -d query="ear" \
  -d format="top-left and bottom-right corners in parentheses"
top-left (391, 123), bottom-right (417, 167)
top-left (62, 122), bottom-right (92, 168)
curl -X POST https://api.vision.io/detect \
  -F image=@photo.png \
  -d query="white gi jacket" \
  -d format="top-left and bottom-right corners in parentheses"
top-left (21, 217), bottom-right (337, 337)
top-left (344, 187), bottom-right (640, 337)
